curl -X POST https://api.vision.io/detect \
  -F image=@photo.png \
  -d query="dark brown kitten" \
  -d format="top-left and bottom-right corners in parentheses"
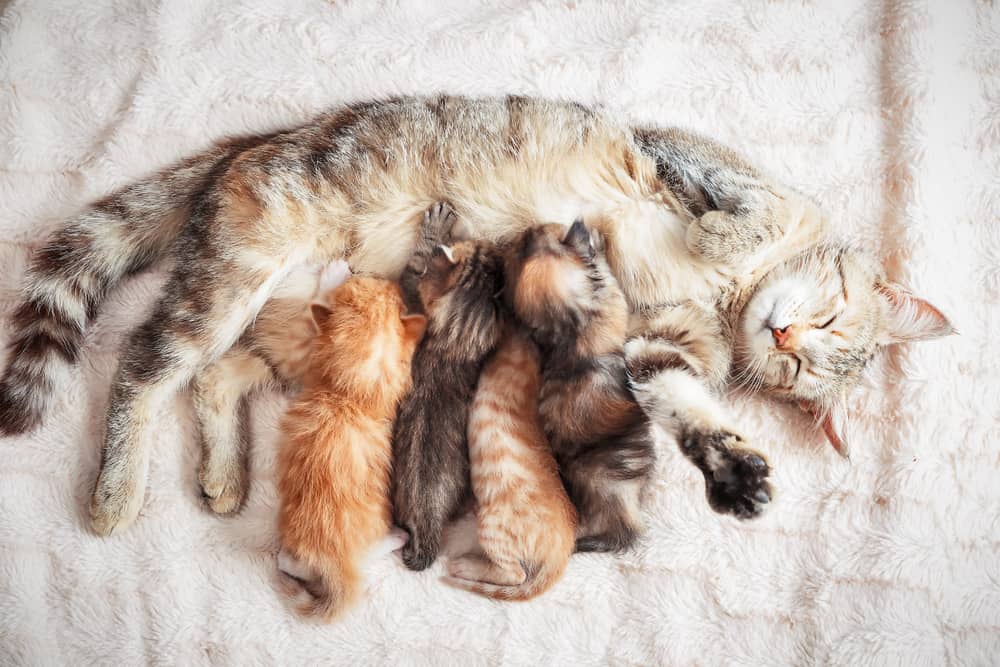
top-left (505, 220), bottom-right (656, 553)
top-left (391, 204), bottom-right (506, 571)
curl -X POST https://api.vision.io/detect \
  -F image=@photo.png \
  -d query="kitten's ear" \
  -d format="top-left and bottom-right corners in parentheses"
top-left (562, 218), bottom-right (593, 258)
top-left (310, 303), bottom-right (333, 328)
top-left (876, 282), bottom-right (956, 345)
top-left (798, 400), bottom-right (849, 459)
top-left (401, 314), bottom-right (427, 342)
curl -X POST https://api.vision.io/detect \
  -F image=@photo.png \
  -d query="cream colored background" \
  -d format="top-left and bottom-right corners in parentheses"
top-left (0, 1), bottom-right (996, 664)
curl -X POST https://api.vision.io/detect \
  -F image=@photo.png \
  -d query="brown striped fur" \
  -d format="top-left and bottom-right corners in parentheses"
top-left (0, 95), bottom-right (952, 534)
top-left (445, 327), bottom-right (576, 600)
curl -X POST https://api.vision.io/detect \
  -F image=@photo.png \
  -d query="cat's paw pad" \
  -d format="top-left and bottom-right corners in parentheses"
top-left (683, 430), bottom-right (772, 519)
top-left (423, 202), bottom-right (458, 245)
top-left (199, 468), bottom-right (247, 515)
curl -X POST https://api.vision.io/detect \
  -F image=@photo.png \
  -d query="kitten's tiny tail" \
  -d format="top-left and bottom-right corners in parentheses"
top-left (442, 561), bottom-right (564, 602)
top-left (277, 548), bottom-right (362, 621)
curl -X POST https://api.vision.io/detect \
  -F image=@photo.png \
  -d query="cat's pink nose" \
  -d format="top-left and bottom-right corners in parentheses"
top-left (771, 326), bottom-right (791, 348)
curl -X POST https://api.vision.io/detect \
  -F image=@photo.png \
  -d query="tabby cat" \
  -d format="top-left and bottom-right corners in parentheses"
top-left (505, 220), bottom-right (657, 551)
top-left (0, 95), bottom-right (952, 535)
top-left (445, 325), bottom-right (577, 599)
top-left (391, 205), bottom-right (506, 571)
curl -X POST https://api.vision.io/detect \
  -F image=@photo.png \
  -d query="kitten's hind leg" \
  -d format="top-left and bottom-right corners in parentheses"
top-left (447, 554), bottom-right (525, 586)
top-left (193, 348), bottom-right (273, 514)
top-left (90, 248), bottom-right (297, 535)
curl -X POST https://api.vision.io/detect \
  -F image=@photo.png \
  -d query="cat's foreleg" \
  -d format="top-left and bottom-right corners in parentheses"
top-left (624, 336), bottom-right (772, 519)
top-left (399, 201), bottom-right (458, 313)
top-left (634, 127), bottom-right (814, 264)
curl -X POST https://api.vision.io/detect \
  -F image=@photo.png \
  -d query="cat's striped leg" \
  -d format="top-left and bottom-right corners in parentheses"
top-left (625, 304), bottom-right (772, 519)
top-left (193, 347), bottom-right (274, 515)
top-left (90, 243), bottom-right (298, 535)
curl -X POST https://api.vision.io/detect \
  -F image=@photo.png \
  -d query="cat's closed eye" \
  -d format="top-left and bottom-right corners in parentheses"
top-left (816, 314), bottom-right (837, 329)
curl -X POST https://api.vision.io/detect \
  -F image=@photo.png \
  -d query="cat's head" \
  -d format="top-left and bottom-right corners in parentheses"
top-left (505, 219), bottom-right (628, 353)
top-left (417, 240), bottom-right (505, 358)
top-left (736, 244), bottom-right (954, 456)
top-left (310, 277), bottom-right (426, 399)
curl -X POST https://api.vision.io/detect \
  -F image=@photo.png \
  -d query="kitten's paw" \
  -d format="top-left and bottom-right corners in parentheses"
top-left (682, 430), bottom-right (772, 519)
top-left (199, 465), bottom-right (247, 515)
top-left (423, 201), bottom-right (458, 246)
top-left (89, 471), bottom-right (145, 536)
top-left (400, 535), bottom-right (438, 571)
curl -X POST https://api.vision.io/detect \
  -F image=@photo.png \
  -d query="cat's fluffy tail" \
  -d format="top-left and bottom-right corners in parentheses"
top-left (443, 559), bottom-right (566, 602)
top-left (277, 548), bottom-right (362, 621)
top-left (0, 139), bottom-right (249, 435)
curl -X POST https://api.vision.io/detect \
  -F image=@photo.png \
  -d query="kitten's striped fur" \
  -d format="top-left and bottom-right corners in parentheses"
top-left (0, 95), bottom-right (952, 534)
top-left (446, 326), bottom-right (576, 600)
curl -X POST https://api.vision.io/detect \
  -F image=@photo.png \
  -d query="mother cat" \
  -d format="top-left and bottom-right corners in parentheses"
top-left (0, 95), bottom-right (952, 535)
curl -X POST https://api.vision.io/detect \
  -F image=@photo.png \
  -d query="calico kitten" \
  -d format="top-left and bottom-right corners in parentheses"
top-left (505, 220), bottom-right (656, 553)
top-left (193, 260), bottom-right (350, 514)
top-left (0, 95), bottom-right (951, 535)
top-left (392, 204), bottom-right (506, 571)
top-left (445, 326), bottom-right (577, 600)
top-left (276, 276), bottom-right (425, 620)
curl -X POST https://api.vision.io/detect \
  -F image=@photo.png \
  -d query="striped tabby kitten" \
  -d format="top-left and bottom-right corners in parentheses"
top-left (276, 276), bottom-right (425, 620)
top-left (392, 205), bottom-right (505, 571)
top-left (505, 220), bottom-right (656, 552)
top-left (446, 326), bottom-right (577, 600)
top-left (0, 96), bottom-right (952, 535)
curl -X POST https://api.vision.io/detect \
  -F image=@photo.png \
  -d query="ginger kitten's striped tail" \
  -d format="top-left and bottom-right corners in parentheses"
top-left (443, 559), bottom-right (566, 602)
top-left (0, 140), bottom-right (251, 435)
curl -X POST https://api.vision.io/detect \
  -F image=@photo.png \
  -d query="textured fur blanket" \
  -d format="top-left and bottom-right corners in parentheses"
top-left (0, 1), bottom-right (996, 664)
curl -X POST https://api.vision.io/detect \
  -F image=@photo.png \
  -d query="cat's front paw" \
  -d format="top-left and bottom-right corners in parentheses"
top-left (681, 429), bottom-right (772, 519)
top-left (686, 211), bottom-right (756, 263)
top-left (422, 202), bottom-right (458, 246)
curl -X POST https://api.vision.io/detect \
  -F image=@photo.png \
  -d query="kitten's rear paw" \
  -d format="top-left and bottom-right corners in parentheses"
top-left (682, 430), bottom-right (772, 519)
top-left (89, 473), bottom-right (145, 536)
top-left (400, 537), bottom-right (437, 571)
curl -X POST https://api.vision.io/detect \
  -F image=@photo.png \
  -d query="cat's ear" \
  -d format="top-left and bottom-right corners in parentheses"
top-left (562, 218), bottom-right (593, 258)
top-left (799, 400), bottom-right (849, 459)
top-left (310, 303), bottom-right (333, 328)
top-left (401, 313), bottom-right (427, 342)
top-left (875, 281), bottom-right (956, 345)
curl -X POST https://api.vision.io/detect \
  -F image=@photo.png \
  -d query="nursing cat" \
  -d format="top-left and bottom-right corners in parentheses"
top-left (0, 95), bottom-right (953, 535)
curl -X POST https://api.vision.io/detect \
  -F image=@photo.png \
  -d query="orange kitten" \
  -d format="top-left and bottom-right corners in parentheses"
top-left (445, 327), bottom-right (577, 601)
top-left (276, 277), bottom-right (426, 620)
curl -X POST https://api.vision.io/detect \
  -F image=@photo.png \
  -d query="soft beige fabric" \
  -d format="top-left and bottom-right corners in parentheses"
top-left (0, 1), bottom-right (996, 664)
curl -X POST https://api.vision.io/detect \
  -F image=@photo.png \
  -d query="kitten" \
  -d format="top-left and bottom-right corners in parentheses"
top-left (505, 220), bottom-right (656, 552)
top-left (276, 276), bottom-right (425, 620)
top-left (392, 204), bottom-right (506, 571)
top-left (193, 260), bottom-right (351, 514)
top-left (0, 95), bottom-right (952, 535)
top-left (445, 326), bottom-right (577, 600)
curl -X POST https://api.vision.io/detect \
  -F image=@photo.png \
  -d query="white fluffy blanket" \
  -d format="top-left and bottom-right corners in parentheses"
top-left (1, 1), bottom-right (997, 664)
